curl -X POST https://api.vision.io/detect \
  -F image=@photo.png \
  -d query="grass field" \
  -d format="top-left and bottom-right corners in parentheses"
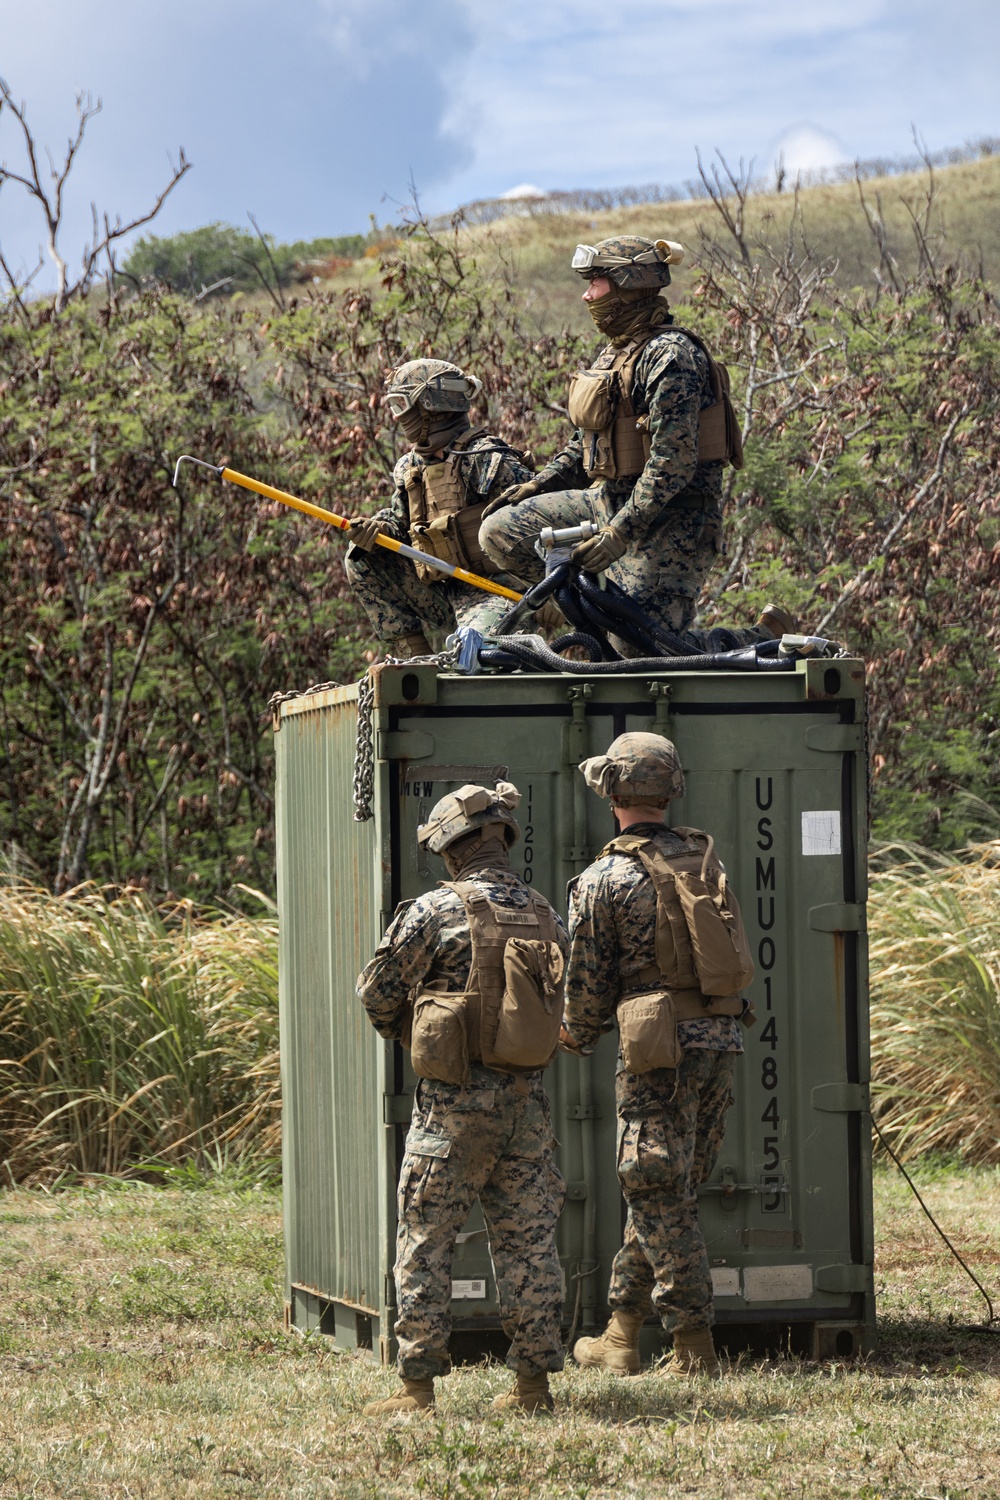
top-left (322, 155), bottom-right (1000, 336)
top-left (1, 1164), bottom-right (998, 1499)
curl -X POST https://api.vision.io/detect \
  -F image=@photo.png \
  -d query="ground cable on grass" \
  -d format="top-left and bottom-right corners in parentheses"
top-left (873, 1116), bottom-right (999, 1333)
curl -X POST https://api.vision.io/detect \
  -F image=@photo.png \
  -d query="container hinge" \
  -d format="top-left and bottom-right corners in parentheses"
top-left (566, 1103), bottom-right (600, 1120)
top-left (811, 1083), bottom-right (869, 1113)
top-left (805, 724), bottom-right (863, 753)
top-left (808, 903), bottom-right (865, 932)
top-left (383, 1093), bottom-right (413, 1124)
top-left (565, 1181), bottom-right (588, 1201)
top-left (562, 845), bottom-right (590, 861)
top-left (814, 1263), bottom-right (872, 1294)
top-left (562, 684), bottom-right (592, 764)
top-left (377, 730), bottom-right (435, 762)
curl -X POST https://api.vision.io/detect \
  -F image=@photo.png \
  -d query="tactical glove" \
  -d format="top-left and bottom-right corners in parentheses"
top-left (571, 524), bottom-right (628, 574)
top-left (480, 478), bottom-right (543, 521)
top-left (347, 515), bottom-right (383, 552)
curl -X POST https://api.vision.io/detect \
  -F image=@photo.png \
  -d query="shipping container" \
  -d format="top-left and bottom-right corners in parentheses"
top-left (275, 657), bottom-right (874, 1363)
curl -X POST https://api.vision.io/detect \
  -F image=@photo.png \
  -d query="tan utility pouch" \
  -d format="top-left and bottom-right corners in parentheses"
top-left (409, 505), bottom-right (499, 582)
top-left (617, 989), bottom-right (681, 1074)
top-left (493, 938), bottom-right (564, 1069)
top-left (409, 988), bottom-right (470, 1084)
top-left (671, 836), bottom-right (754, 996)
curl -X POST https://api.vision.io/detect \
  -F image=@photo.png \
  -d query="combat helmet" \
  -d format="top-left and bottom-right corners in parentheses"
top-left (570, 235), bottom-right (685, 290)
top-left (384, 359), bottom-right (482, 419)
top-left (579, 732), bottom-right (685, 805)
top-left (417, 781), bottom-right (521, 855)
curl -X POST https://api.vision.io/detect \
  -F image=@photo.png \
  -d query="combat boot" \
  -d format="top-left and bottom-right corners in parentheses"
top-left (389, 631), bottom-right (432, 659)
top-left (573, 1310), bottom-right (644, 1374)
top-left (491, 1370), bottom-right (554, 1415)
top-left (362, 1377), bottom-right (435, 1415)
top-left (659, 1327), bottom-right (721, 1380)
top-left (755, 603), bottom-right (799, 640)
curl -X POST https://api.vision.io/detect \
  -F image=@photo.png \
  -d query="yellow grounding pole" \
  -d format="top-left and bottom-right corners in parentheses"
top-left (219, 466), bottom-right (523, 603)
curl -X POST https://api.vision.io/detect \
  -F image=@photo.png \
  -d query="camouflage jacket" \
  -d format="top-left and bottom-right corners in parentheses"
top-left (533, 330), bottom-right (723, 545)
top-left (563, 822), bottom-right (742, 1064)
top-left (362, 434), bottom-right (534, 543)
top-left (357, 866), bottom-right (569, 1063)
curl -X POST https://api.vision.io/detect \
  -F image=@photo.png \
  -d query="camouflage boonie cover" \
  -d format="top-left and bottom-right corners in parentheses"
top-left (580, 731), bottom-right (685, 802)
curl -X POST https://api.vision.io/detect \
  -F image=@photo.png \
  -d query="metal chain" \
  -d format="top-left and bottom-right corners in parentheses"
top-left (352, 670), bottom-right (377, 822)
top-left (352, 645), bottom-right (460, 823)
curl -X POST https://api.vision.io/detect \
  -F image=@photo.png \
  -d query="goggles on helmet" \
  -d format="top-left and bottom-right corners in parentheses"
top-left (383, 371), bottom-right (481, 418)
top-left (571, 243), bottom-right (667, 272)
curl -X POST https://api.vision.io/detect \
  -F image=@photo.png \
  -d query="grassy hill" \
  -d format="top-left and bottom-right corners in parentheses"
top-left (310, 154), bottom-right (1000, 335)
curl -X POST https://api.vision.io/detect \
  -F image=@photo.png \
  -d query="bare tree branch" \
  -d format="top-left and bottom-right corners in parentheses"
top-left (0, 76), bottom-right (190, 310)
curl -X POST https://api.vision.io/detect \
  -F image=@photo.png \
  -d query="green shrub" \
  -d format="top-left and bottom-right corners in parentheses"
top-left (121, 224), bottom-right (368, 297)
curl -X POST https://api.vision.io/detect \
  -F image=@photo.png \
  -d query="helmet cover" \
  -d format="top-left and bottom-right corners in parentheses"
top-left (570, 235), bottom-right (684, 290)
top-left (579, 732), bottom-right (685, 803)
top-left (384, 359), bottom-right (482, 418)
top-left (417, 780), bottom-right (521, 854)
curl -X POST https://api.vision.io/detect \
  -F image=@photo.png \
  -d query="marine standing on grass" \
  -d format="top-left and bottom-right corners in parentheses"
top-left (356, 781), bottom-right (568, 1416)
top-left (561, 733), bottom-right (755, 1378)
top-left (345, 359), bottom-right (534, 657)
top-left (478, 236), bottom-right (794, 646)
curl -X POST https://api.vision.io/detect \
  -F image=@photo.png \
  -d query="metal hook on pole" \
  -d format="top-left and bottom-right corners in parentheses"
top-left (172, 455), bottom-right (225, 487)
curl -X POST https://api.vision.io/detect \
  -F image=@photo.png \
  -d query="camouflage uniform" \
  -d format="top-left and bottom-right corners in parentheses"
top-left (565, 820), bottom-right (742, 1335)
top-left (480, 337), bottom-right (722, 636)
top-left (357, 869), bottom-right (568, 1380)
top-left (480, 236), bottom-right (738, 640)
top-left (346, 427), bottom-right (533, 643)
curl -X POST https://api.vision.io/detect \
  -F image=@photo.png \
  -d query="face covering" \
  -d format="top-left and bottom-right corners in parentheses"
top-left (441, 826), bottom-right (512, 878)
top-left (587, 288), bottom-right (672, 344)
top-left (397, 405), bottom-right (470, 456)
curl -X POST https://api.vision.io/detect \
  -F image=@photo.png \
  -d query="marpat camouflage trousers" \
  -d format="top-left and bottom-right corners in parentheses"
top-left (345, 544), bottom-right (517, 643)
top-left (609, 1049), bottom-right (735, 1333)
top-left (394, 1069), bottom-right (566, 1380)
top-left (479, 487), bottom-right (725, 637)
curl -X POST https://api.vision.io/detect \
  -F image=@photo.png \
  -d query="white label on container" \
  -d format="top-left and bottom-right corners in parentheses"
top-left (711, 1268), bottom-right (741, 1297)
top-left (452, 1278), bottom-right (487, 1300)
top-left (742, 1264), bottom-right (814, 1302)
top-left (801, 810), bottom-right (841, 856)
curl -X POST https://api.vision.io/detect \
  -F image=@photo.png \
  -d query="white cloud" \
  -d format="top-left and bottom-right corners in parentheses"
top-left (435, 0), bottom-right (1000, 210)
top-left (499, 183), bottom-right (547, 199)
top-left (771, 125), bottom-right (848, 180)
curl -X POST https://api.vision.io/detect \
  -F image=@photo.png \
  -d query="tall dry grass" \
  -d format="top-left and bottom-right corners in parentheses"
top-left (869, 843), bottom-right (1000, 1164)
top-left (3, 846), bottom-right (999, 1181)
top-left (0, 881), bottom-right (278, 1183)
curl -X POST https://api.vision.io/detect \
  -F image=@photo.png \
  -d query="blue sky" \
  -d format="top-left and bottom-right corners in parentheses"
top-left (1, 0), bottom-right (998, 288)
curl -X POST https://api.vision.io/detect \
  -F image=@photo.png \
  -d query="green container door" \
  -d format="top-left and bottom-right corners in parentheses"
top-left (277, 659), bottom-right (874, 1362)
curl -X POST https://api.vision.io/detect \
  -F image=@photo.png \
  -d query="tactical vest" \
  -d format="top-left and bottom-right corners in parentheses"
top-left (404, 428), bottom-right (502, 583)
top-left (603, 827), bottom-right (753, 1014)
top-left (565, 327), bottom-right (744, 484)
top-left (601, 827), bottom-right (753, 1075)
top-left (408, 880), bottom-right (565, 1085)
